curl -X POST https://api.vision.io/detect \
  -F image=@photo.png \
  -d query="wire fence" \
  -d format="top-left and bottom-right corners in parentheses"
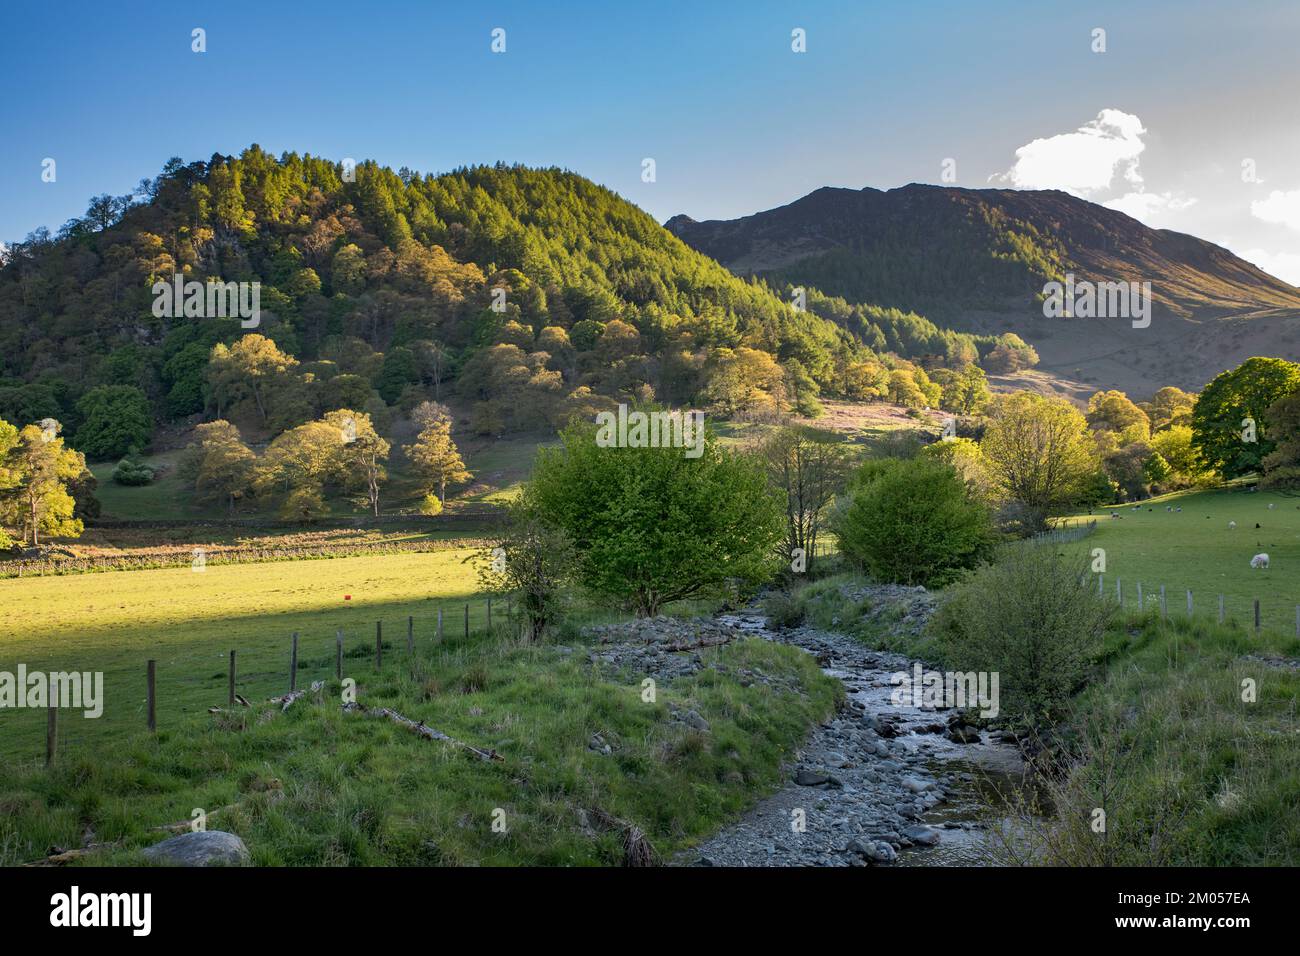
top-left (7, 595), bottom-right (526, 770)
top-left (1087, 571), bottom-right (1300, 636)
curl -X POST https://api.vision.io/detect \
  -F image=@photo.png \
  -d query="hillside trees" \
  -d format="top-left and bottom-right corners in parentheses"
top-left (758, 426), bottom-right (851, 575)
top-left (207, 334), bottom-right (303, 427)
top-left (180, 420), bottom-right (257, 514)
top-left (324, 409), bottom-right (390, 515)
top-left (1191, 357), bottom-right (1300, 478)
top-left (73, 385), bottom-right (153, 460)
top-left (0, 423), bottom-right (88, 546)
top-left (404, 415), bottom-right (470, 505)
top-left (0, 148), bottom-right (996, 450)
top-left (981, 392), bottom-right (1097, 525)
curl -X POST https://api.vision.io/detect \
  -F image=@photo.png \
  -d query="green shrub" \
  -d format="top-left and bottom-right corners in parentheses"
top-left (928, 544), bottom-right (1111, 723)
top-left (761, 589), bottom-right (804, 630)
top-left (831, 456), bottom-right (993, 587)
top-left (110, 451), bottom-right (155, 486)
top-left (528, 415), bottom-right (782, 616)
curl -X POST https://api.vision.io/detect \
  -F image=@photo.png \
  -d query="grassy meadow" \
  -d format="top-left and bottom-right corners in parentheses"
top-left (1057, 487), bottom-right (1300, 631)
top-left (0, 550), bottom-right (491, 761)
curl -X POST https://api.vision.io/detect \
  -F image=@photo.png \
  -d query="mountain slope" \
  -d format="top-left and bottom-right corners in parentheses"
top-left (668, 184), bottom-right (1300, 396)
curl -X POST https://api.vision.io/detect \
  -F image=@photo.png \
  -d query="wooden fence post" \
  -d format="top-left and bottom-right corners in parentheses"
top-left (1254, 599), bottom-right (1261, 634)
top-left (1186, 590), bottom-right (1193, 617)
top-left (1137, 582), bottom-right (1143, 610)
top-left (147, 660), bottom-right (156, 732)
top-left (290, 632), bottom-right (299, 692)
top-left (1218, 595), bottom-right (1225, 625)
top-left (1160, 586), bottom-right (1167, 620)
top-left (46, 705), bottom-right (57, 767)
top-left (1098, 574), bottom-right (1104, 597)
top-left (336, 630), bottom-right (344, 680)
top-left (464, 603), bottom-right (469, 639)
top-left (407, 615), bottom-right (414, 656)
top-left (1116, 578), bottom-right (1122, 606)
top-left (228, 650), bottom-right (236, 705)
top-left (376, 621), bottom-right (383, 670)
top-left (487, 597), bottom-right (492, 629)
top-left (437, 607), bottom-right (443, 643)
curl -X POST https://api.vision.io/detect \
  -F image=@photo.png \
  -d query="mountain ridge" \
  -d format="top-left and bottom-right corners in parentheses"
top-left (666, 182), bottom-right (1300, 396)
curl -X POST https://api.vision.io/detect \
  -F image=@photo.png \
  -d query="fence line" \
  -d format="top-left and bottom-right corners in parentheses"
top-left (1035, 520), bottom-right (1098, 545)
top-left (26, 594), bottom-right (520, 767)
top-left (1089, 571), bottom-right (1299, 636)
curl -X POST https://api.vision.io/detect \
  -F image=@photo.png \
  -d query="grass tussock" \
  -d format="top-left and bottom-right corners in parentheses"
top-left (990, 613), bottom-right (1300, 866)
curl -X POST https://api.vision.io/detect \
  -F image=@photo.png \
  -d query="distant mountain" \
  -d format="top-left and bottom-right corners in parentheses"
top-left (668, 184), bottom-right (1300, 397)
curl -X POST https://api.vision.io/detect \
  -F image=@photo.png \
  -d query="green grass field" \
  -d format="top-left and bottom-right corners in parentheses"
top-left (0, 550), bottom-right (494, 761)
top-left (1059, 487), bottom-right (1300, 631)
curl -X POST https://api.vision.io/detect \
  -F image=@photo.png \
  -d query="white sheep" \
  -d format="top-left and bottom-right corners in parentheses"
top-left (1251, 553), bottom-right (1270, 569)
top-left (1228, 521), bottom-right (1236, 529)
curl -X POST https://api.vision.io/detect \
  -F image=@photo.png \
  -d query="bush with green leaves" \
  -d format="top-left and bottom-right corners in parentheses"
top-left (928, 545), bottom-right (1111, 724)
top-left (831, 456), bottom-right (993, 587)
top-left (478, 498), bottom-right (575, 641)
top-left (527, 416), bottom-right (782, 617)
top-left (110, 449), bottom-right (156, 486)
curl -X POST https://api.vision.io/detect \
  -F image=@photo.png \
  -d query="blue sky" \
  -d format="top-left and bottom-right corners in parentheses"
top-left (5, 0), bottom-right (1300, 280)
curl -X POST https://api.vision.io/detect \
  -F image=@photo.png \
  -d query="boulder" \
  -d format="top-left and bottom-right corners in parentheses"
top-left (143, 830), bottom-right (249, 867)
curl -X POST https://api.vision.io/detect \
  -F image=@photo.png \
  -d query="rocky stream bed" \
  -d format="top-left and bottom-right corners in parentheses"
top-left (585, 589), bottom-right (1033, 867)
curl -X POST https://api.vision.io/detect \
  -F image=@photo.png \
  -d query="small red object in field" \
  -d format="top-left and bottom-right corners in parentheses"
top-left (344, 595), bottom-right (352, 601)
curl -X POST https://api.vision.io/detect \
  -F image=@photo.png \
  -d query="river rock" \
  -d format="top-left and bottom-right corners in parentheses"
top-left (902, 825), bottom-right (941, 846)
top-left (143, 830), bottom-right (249, 867)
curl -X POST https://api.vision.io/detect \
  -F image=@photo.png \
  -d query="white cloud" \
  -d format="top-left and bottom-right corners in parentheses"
top-left (1250, 189), bottom-right (1300, 231)
top-left (992, 109), bottom-right (1147, 197)
top-left (1103, 191), bottom-right (1197, 229)
top-left (1236, 247), bottom-right (1300, 286)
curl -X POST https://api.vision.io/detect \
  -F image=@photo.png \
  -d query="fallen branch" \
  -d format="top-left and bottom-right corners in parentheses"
top-left (663, 633), bottom-right (735, 653)
top-left (271, 680), bottom-right (325, 712)
top-left (23, 841), bottom-right (121, 867)
top-left (149, 787), bottom-right (284, 834)
top-left (342, 702), bottom-right (503, 762)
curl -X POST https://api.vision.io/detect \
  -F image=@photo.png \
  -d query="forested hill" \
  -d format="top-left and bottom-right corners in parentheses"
top-left (0, 148), bottom-right (989, 445)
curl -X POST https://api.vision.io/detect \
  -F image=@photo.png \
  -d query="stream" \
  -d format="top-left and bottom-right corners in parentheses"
top-left (680, 610), bottom-right (1037, 867)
